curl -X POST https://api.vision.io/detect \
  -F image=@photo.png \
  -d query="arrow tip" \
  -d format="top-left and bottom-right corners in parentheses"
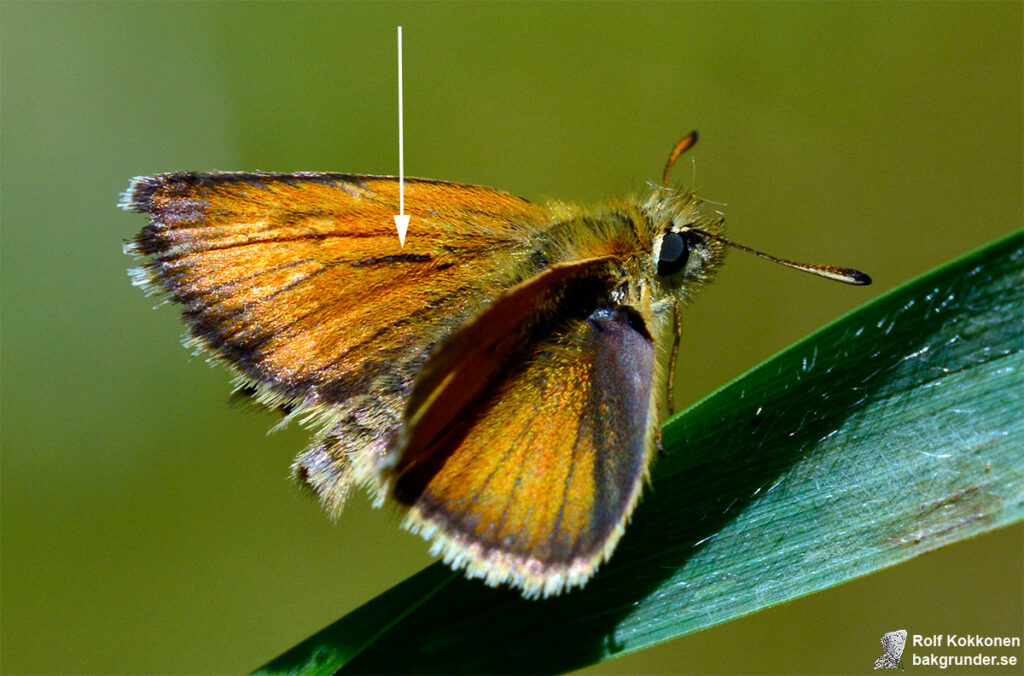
top-left (393, 215), bottom-right (410, 247)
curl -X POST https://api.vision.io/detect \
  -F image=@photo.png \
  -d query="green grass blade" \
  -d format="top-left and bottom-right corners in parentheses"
top-left (257, 231), bottom-right (1023, 675)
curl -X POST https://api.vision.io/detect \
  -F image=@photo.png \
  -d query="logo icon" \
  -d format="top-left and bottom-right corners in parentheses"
top-left (874, 629), bottom-right (907, 670)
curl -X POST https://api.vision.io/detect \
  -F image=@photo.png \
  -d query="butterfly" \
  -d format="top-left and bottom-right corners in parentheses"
top-left (874, 629), bottom-right (908, 670)
top-left (121, 132), bottom-right (870, 598)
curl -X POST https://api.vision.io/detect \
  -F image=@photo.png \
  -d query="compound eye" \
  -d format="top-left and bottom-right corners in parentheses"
top-left (657, 231), bottom-right (692, 277)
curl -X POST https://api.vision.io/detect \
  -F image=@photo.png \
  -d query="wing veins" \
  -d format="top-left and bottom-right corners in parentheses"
top-left (475, 377), bottom-right (551, 542)
top-left (176, 257), bottom-right (319, 308)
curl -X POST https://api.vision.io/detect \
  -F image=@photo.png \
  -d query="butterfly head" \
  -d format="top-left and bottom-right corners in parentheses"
top-left (643, 188), bottom-right (727, 301)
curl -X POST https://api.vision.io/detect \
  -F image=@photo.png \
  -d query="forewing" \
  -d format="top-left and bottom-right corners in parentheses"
top-left (387, 281), bottom-right (659, 597)
top-left (122, 172), bottom-right (550, 510)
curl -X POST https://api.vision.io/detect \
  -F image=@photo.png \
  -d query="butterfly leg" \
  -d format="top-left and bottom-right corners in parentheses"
top-left (665, 300), bottom-right (683, 416)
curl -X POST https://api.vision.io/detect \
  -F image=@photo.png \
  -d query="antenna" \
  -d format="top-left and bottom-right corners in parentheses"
top-left (662, 131), bottom-right (699, 186)
top-left (662, 131), bottom-right (871, 285)
top-left (693, 228), bottom-right (871, 285)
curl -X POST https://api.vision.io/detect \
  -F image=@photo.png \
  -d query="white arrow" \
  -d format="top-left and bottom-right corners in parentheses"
top-left (393, 26), bottom-right (410, 247)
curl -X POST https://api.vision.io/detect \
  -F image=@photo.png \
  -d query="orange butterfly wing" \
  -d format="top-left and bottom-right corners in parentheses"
top-left (122, 172), bottom-right (551, 509)
top-left (385, 260), bottom-right (660, 597)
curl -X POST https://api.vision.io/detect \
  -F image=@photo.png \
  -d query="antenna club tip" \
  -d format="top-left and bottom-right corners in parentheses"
top-left (848, 269), bottom-right (872, 286)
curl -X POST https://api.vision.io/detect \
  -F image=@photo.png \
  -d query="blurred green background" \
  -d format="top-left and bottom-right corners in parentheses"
top-left (2, 2), bottom-right (1020, 674)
